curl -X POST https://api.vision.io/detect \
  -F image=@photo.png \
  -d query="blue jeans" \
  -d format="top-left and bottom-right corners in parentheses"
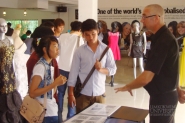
top-left (58, 69), bottom-right (76, 123)
top-left (43, 116), bottom-right (58, 123)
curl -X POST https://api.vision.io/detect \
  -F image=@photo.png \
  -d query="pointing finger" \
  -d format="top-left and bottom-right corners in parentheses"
top-left (129, 90), bottom-right (133, 96)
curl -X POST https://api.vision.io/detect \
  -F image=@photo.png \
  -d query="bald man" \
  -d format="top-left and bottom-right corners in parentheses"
top-left (115, 4), bottom-right (185, 123)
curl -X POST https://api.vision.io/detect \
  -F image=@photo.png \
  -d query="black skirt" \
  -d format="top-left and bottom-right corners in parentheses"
top-left (130, 45), bottom-right (143, 58)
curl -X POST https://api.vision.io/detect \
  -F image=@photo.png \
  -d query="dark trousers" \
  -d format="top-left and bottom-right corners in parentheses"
top-left (76, 94), bottom-right (105, 114)
top-left (149, 90), bottom-right (178, 123)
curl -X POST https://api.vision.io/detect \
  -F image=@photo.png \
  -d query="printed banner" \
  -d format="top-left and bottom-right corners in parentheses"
top-left (98, 6), bottom-right (185, 28)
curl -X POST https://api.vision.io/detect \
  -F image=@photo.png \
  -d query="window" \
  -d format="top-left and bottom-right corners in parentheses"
top-left (7, 20), bottom-right (38, 36)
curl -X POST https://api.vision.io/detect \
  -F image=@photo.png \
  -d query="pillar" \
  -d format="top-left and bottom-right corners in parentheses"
top-left (78, 0), bottom-right (98, 22)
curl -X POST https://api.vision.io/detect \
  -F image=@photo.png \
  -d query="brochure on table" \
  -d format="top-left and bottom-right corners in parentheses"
top-left (64, 114), bottom-right (107, 123)
top-left (64, 103), bottom-right (120, 123)
top-left (64, 103), bottom-right (148, 123)
top-left (80, 103), bottom-right (121, 116)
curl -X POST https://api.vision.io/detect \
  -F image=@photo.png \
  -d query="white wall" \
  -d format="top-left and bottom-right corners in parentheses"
top-left (0, 0), bottom-right (18, 8)
top-left (68, 6), bottom-right (78, 26)
top-left (0, 0), bottom-right (49, 9)
top-left (98, 0), bottom-right (185, 8)
top-left (18, 0), bottom-right (48, 9)
top-left (98, 0), bottom-right (185, 29)
top-left (73, 0), bottom-right (185, 29)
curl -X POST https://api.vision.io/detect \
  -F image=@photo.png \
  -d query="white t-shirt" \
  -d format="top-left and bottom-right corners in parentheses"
top-left (58, 33), bottom-right (84, 71)
top-left (31, 63), bottom-right (58, 117)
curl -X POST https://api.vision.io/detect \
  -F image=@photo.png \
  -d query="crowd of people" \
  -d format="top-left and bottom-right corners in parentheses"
top-left (0, 3), bottom-right (185, 123)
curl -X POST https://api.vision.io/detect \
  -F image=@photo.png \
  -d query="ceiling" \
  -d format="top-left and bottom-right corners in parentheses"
top-left (0, 0), bottom-right (78, 13)
top-left (49, 0), bottom-right (78, 6)
top-left (0, 0), bottom-right (78, 9)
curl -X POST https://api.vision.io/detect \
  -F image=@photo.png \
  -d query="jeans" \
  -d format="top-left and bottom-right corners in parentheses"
top-left (43, 116), bottom-right (58, 123)
top-left (58, 69), bottom-right (76, 123)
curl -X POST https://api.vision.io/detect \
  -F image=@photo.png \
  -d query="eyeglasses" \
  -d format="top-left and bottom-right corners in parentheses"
top-left (141, 15), bottom-right (160, 19)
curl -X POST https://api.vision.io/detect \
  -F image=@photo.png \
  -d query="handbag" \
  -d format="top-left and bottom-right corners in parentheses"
top-left (74, 46), bottom-right (109, 98)
top-left (20, 95), bottom-right (46, 123)
top-left (20, 63), bottom-right (47, 123)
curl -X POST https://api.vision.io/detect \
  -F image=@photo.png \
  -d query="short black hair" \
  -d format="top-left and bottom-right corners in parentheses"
top-left (70, 21), bottom-right (82, 31)
top-left (131, 20), bottom-right (140, 27)
top-left (7, 22), bottom-right (11, 26)
top-left (31, 26), bottom-right (54, 38)
top-left (41, 21), bottom-right (55, 29)
top-left (35, 35), bottom-right (58, 58)
top-left (81, 19), bottom-right (98, 33)
top-left (26, 30), bottom-right (32, 35)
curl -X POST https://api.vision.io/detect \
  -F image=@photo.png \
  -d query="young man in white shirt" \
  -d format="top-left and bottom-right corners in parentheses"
top-left (57, 21), bottom-right (84, 122)
top-left (67, 19), bottom-right (117, 113)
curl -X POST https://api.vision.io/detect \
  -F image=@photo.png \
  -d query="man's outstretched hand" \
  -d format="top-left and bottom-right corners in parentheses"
top-left (114, 85), bottom-right (133, 96)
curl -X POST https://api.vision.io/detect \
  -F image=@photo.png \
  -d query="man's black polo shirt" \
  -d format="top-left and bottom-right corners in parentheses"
top-left (144, 25), bottom-right (179, 96)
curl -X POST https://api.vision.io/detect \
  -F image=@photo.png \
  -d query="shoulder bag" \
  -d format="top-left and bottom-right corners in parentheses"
top-left (20, 63), bottom-right (47, 123)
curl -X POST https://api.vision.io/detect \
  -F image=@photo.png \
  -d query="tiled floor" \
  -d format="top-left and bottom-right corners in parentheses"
top-left (62, 52), bottom-right (185, 123)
